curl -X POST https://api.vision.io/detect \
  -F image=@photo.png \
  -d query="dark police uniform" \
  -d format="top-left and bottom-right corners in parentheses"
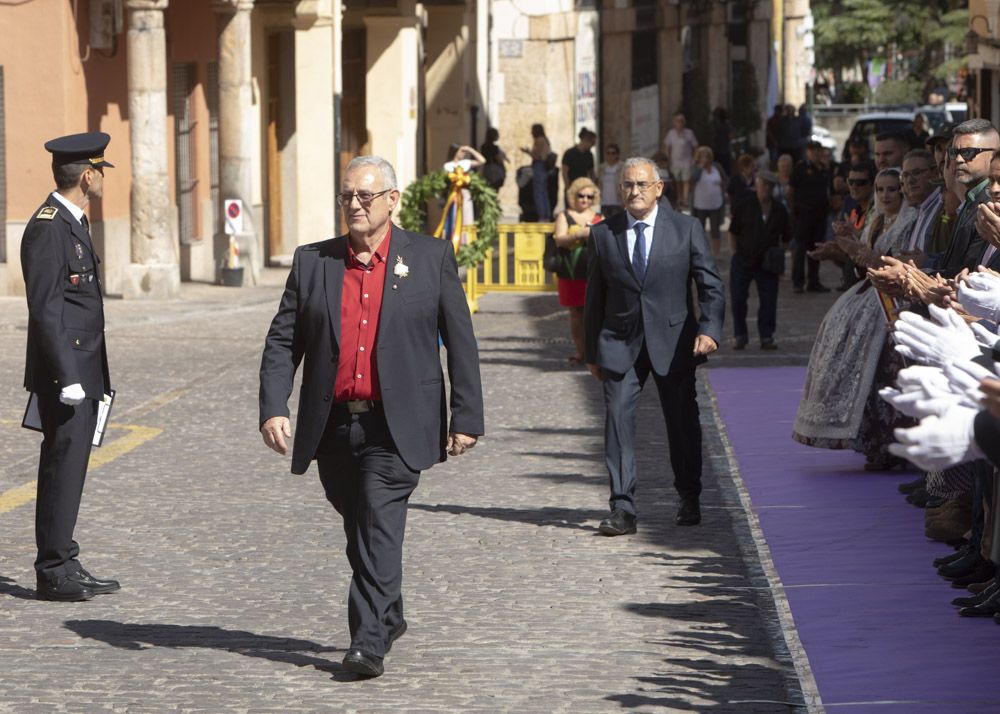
top-left (20, 132), bottom-right (116, 600)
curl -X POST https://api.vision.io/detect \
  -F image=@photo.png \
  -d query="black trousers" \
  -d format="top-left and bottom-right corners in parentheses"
top-left (792, 213), bottom-right (826, 289)
top-left (35, 393), bottom-right (97, 582)
top-left (730, 257), bottom-right (779, 341)
top-left (602, 343), bottom-right (702, 516)
top-left (315, 407), bottom-right (419, 658)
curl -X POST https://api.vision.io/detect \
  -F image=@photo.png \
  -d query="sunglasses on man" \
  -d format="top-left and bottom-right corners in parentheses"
top-left (948, 146), bottom-right (1000, 162)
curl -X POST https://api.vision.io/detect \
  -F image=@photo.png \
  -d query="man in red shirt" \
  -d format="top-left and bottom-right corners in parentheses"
top-left (259, 156), bottom-right (484, 678)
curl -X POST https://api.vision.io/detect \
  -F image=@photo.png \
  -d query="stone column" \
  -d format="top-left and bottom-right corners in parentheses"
top-left (292, 6), bottom-right (336, 248)
top-left (364, 13), bottom-right (422, 190)
top-left (213, 0), bottom-right (259, 285)
top-left (124, 0), bottom-right (180, 299)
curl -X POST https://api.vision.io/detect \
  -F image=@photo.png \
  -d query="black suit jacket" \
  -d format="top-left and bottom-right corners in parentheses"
top-left (259, 225), bottom-right (485, 474)
top-left (584, 206), bottom-right (725, 376)
top-left (21, 196), bottom-right (110, 399)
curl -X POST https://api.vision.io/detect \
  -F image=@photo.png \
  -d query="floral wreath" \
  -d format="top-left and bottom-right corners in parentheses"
top-left (397, 168), bottom-right (501, 268)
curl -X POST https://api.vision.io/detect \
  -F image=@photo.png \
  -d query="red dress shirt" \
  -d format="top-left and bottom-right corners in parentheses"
top-left (334, 227), bottom-right (391, 402)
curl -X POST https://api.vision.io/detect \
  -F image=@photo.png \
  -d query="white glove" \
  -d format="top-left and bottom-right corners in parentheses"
top-left (967, 271), bottom-right (1000, 291)
top-left (943, 360), bottom-right (992, 406)
top-left (895, 365), bottom-right (949, 394)
top-left (889, 405), bottom-right (984, 471)
top-left (59, 383), bottom-right (86, 406)
top-left (893, 305), bottom-right (981, 367)
top-left (958, 279), bottom-right (1000, 322)
top-left (969, 321), bottom-right (1000, 351)
top-left (879, 386), bottom-right (962, 419)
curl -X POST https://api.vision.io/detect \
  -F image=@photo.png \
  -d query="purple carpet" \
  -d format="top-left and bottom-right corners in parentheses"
top-left (709, 367), bottom-right (1000, 713)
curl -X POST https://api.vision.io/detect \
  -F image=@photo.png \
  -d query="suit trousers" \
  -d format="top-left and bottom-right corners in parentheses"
top-left (602, 343), bottom-right (702, 515)
top-left (792, 213), bottom-right (826, 289)
top-left (730, 257), bottom-right (779, 341)
top-left (315, 407), bottom-right (419, 658)
top-left (34, 393), bottom-right (97, 582)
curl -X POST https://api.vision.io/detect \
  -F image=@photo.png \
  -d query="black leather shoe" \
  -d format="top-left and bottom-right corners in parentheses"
top-left (385, 620), bottom-right (407, 653)
top-left (934, 547), bottom-right (969, 568)
top-left (806, 284), bottom-right (831, 293)
top-left (68, 568), bottom-right (120, 595)
top-left (959, 590), bottom-right (1000, 617)
top-left (899, 476), bottom-right (926, 495)
top-left (939, 551), bottom-right (987, 579)
top-left (342, 648), bottom-right (384, 677)
top-left (760, 339), bottom-right (778, 350)
top-left (907, 488), bottom-right (931, 508)
top-left (954, 580), bottom-right (1000, 608)
top-left (952, 561), bottom-right (997, 588)
top-left (599, 509), bottom-right (637, 536)
top-left (36, 577), bottom-right (94, 602)
top-left (676, 497), bottom-right (701, 526)
top-left (733, 336), bottom-right (748, 350)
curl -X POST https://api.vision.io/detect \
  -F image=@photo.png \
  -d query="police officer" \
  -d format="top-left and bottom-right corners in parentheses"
top-left (21, 132), bottom-right (119, 601)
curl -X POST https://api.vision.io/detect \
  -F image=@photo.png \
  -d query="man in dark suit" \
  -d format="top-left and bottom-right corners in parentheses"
top-left (259, 155), bottom-right (484, 678)
top-left (21, 132), bottom-right (120, 601)
top-left (584, 156), bottom-right (724, 535)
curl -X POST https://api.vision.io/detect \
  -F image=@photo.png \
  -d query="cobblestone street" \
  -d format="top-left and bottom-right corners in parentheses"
top-left (0, 260), bottom-right (842, 713)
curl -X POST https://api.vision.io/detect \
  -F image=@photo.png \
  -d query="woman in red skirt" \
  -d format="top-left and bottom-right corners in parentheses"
top-left (553, 177), bottom-right (603, 363)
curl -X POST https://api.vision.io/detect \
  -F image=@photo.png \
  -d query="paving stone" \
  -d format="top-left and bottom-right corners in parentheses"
top-left (0, 256), bottom-right (844, 712)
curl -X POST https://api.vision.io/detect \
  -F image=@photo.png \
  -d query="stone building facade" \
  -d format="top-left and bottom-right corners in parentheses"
top-left (0, 0), bottom-right (497, 297)
top-left (598, 0), bottom-right (810, 163)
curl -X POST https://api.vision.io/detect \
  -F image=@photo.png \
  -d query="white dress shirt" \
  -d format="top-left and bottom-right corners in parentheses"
top-left (626, 202), bottom-right (659, 267)
top-left (49, 191), bottom-right (86, 226)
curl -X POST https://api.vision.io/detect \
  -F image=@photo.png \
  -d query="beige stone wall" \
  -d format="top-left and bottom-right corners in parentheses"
top-left (493, 9), bottom-right (579, 218)
top-left (425, 5), bottom-right (472, 171)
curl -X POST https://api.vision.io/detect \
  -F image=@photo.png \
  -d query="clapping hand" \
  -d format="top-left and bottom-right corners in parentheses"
top-left (957, 271), bottom-right (1000, 322)
top-left (889, 405), bottom-right (983, 471)
top-left (807, 241), bottom-right (848, 263)
top-left (893, 305), bottom-right (981, 366)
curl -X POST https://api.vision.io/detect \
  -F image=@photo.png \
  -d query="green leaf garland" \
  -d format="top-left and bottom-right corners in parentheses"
top-left (398, 169), bottom-right (501, 268)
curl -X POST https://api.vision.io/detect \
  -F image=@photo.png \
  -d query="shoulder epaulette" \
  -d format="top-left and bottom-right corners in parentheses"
top-left (36, 206), bottom-right (58, 221)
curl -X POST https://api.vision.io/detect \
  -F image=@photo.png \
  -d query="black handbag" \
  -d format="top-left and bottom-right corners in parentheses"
top-left (543, 236), bottom-right (588, 279)
top-left (762, 245), bottom-right (786, 275)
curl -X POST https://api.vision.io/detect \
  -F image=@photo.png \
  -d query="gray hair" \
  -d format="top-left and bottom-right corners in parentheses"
top-left (344, 155), bottom-right (397, 190)
top-left (954, 118), bottom-right (999, 138)
top-left (622, 156), bottom-right (660, 177)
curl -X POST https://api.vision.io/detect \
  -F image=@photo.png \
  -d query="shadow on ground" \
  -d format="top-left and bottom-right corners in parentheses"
top-left (63, 620), bottom-right (365, 681)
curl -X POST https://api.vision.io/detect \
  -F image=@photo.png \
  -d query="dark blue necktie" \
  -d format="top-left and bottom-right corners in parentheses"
top-left (632, 222), bottom-right (647, 280)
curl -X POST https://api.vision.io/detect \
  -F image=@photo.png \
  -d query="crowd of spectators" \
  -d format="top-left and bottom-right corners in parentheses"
top-left (783, 115), bottom-right (1000, 620)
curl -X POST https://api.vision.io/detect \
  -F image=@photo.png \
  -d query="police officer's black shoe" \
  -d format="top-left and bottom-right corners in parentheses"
top-left (68, 568), bottom-right (120, 595)
top-left (36, 576), bottom-right (94, 602)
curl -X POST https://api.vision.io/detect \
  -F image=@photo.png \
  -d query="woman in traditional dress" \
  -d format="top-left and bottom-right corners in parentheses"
top-left (793, 168), bottom-right (918, 467)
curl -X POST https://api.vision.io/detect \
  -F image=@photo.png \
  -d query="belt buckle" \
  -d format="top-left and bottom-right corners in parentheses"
top-left (347, 399), bottom-right (373, 414)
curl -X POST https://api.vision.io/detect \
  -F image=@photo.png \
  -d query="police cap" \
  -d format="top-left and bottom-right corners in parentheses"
top-left (44, 132), bottom-right (114, 169)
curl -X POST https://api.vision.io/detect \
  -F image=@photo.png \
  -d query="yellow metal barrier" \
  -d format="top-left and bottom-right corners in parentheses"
top-left (462, 223), bottom-right (557, 313)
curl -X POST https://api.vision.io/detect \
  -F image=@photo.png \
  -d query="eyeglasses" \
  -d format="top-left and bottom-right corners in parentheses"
top-left (577, 194), bottom-right (596, 200)
top-left (336, 189), bottom-right (392, 207)
top-left (900, 167), bottom-right (930, 180)
top-left (948, 146), bottom-right (1000, 162)
top-left (620, 181), bottom-right (660, 192)
top-left (847, 178), bottom-right (870, 186)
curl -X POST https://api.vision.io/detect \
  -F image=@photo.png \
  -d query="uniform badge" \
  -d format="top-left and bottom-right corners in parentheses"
top-left (69, 274), bottom-right (80, 286)
top-left (36, 206), bottom-right (58, 221)
top-left (75, 243), bottom-right (84, 259)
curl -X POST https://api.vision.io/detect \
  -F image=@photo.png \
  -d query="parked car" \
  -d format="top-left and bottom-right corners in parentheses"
top-left (810, 125), bottom-right (838, 151)
top-left (919, 103), bottom-right (968, 134)
top-left (842, 112), bottom-right (914, 162)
